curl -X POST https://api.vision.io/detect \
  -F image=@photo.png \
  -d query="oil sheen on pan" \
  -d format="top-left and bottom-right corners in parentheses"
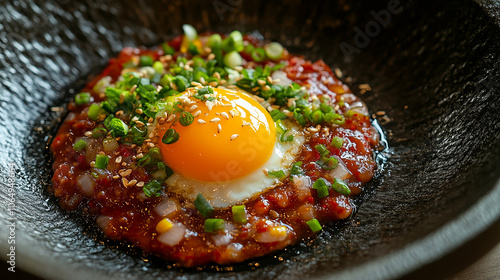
top-left (49, 25), bottom-right (381, 267)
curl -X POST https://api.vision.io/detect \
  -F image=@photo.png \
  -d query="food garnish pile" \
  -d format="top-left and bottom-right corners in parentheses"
top-left (50, 25), bottom-right (380, 267)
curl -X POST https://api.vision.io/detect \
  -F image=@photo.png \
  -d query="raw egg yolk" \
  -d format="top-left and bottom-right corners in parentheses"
top-left (159, 87), bottom-right (276, 182)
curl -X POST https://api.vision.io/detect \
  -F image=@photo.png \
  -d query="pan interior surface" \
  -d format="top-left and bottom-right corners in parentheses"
top-left (0, 0), bottom-right (499, 279)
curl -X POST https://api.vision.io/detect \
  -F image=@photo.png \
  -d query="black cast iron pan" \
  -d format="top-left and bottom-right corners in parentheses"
top-left (1, 0), bottom-right (499, 279)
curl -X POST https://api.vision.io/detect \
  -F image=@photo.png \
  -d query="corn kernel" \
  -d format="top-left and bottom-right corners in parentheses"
top-left (269, 226), bottom-right (287, 238)
top-left (156, 218), bottom-right (173, 234)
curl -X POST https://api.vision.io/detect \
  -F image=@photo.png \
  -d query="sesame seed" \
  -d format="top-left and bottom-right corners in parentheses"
top-left (135, 108), bottom-right (143, 114)
top-left (193, 110), bottom-right (201, 117)
top-left (128, 179), bottom-right (137, 187)
top-left (206, 101), bottom-right (213, 112)
top-left (234, 66), bottom-right (243, 72)
top-left (122, 178), bottom-right (129, 188)
top-left (208, 81), bottom-right (218, 87)
top-left (213, 72), bottom-right (221, 80)
top-left (210, 117), bottom-right (221, 123)
top-left (115, 110), bottom-right (124, 117)
top-left (167, 114), bottom-right (176, 122)
top-left (208, 53), bottom-right (216, 61)
top-left (147, 142), bottom-right (155, 148)
top-left (376, 111), bottom-right (386, 116)
top-left (136, 120), bottom-right (145, 127)
top-left (252, 86), bottom-right (260, 92)
top-left (130, 84), bottom-right (137, 93)
top-left (227, 85), bottom-right (237, 89)
top-left (136, 153), bottom-right (144, 159)
top-left (217, 124), bottom-right (221, 133)
top-left (115, 156), bottom-right (122, 164)
top-left (267, 76), bottom-right (274, 84)
top-left (84, 131), bottom-right (92, 137)
top-left (263, 85), bottom-right (271, 91)
top-left (262, 168), bottom-right (269, 176)
top-left (197, 119), bottom-right (206, 124)
top-left (221, 112), bottom-right (229, 119)
top-left (257, 79), bottom-right (266, 86)
top-left (191, 81), bottom-right (202, 87)
top-left (90, 161), bottom-right (95, 167)
top-left (334, 68), bottom-right (343, 78)
top-left (170, 82), bottom-right (178, 91)
top-left (230, 134), bottom-right (239, 141)
top-left (199, 76), bottom-right (206, 85)
top-left (242, 121), bottom-right (251, 126)
top-left (204, 47), bottom-right (212, 53)
top-left (120, 169), bottom-right (132, 177)
top-left (113, 175), bottom-right (120, 180)
top-left (136, 181), bottom-right (145, 187)
top-left (229, 110), bottom-right (235, 117)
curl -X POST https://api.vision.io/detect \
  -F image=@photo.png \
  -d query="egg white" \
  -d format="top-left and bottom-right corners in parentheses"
top-left (164, 120), bottom-right (306, 208)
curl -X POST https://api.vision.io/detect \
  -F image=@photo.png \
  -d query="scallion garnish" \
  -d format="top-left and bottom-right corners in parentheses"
top-left (94, 154), bottom-right (109, 169)
top-left (251, 47), bottom-right (266, 62)
top-left (315, 144), bottom-right (330, 157)
top-left (222, 30), bottom-right (244, 52)
top-left (317, 156), bottom-right (339, 170)
top-left (310, 109), bottom-right (324, 125)
top-left (162, 128), bottom-right (179, 144)
top-left (107, 118), bottom-right (129, 138)
top-left (306, 218), bottom-right (323, 233)
top-left (91, 127), bottom-right (107, 138)
top-left (204, 218), bottom-right (225, 234)
top-left (267, 170), bottom-right (286, 180)
top-left (270, 109), bottom-right (287, 121)
top-left (73, 139), bottom-right (87, 152)
top-left (332, 178), bottom-right (351, 196)
top-left (264, 42), bottom-right (284, 60)
top-left (290, 161), bottom-right (304, 175)
top-left (207, 34), bottom-right (222, 49)
top-left (231, 205), bottom-right (247, 224)
top-left (179, 111), bottom-right (194, 127)
top-left (140, 55), bottom-right (154, 67)
top-left (88, 103), bottom-right (102, 120)
top-left (75, 92), bottom-right (91, 106)
top-left (313, 178), bottom-right (330, 198)
top-left (331, 137), bottom-right (343, 149)
top-left (153, 61), bottom-right (164, 74)
top-left (194, 193), bottom-right (214, 218)
top-left (143, 179), bottom-right (163, 197)
top-left (223, 51), bottom-right (243, 69)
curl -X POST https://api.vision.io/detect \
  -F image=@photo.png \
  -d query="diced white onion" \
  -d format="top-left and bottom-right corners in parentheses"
top-left (271, 70), bottom-right (292, 87)
top-left (325, 160), bottom-right (352, 181)
top-left (65, 112), bottom-right (75, 122)
top-left (96, 215), bottom-right (112, 231)
top-left (212, 232), bottom-right (233, 246)
top-left (103, 138), bottom-right (119, 152)
top-left (154, 199), bottom-right (177, 216)
top-left (254, 226), bottom-right (288, 243)
top-left (77, 171), bottom-right (96, 196)
top-left (152, 169), bottom-right (167, 179)
top-left (349, 101), bottom-right (369, 116)
top-left (292, 175), bottom-right (312, 201)
top-left (157, 223), bottom-right (186, 246)
top-left (93, 76), bottom-right (112, 93)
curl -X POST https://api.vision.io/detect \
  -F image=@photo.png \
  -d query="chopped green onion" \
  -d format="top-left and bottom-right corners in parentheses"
top-left (91, 127), bottom-right (107, 138)
top-left (320, 103), bottom-right (333, 113)
top-left (194, 193), bottom-right (214, 218)
top-left (332, 178), bottom-right (351, 196)
top-left (267, 170), bottom-right (286, 180)
top-left (153, 61), bottom-right (164, 73)
top-left (100, 101), bottom-right (115, 114)
top-left (264, 42), bottom-right (284, 60)
top-left (179, 111), bottom-right (194, 126)
top-left (290, 161), bottom-right (304, 175)
top-left (107, 118), bottom-right (129, 138)
top-left (143, 179), bottom-right (163, 197)
top-left (162, 128), bottom-right (179, 144)
top-left (315, 144), bottom-right (330, 157)
top-left (75, 92), bottom-right (91, 106)
top-left (317, 156), bottom-right (339, 170)
top-left (222, 30), bottom-right (244, 52)
top-left (275, 120), bottom-right (287, 135)
top-left (293, 110), bottom-right (307, 127)
top-left (223, 51), bottom-right (243, 69)
top-left (324, 113), bottom-right (345, 125)
top-left (204, 218), bottom-right (225, 234)
top-left (207, 34), bottom-right (223, 49)
top-left (310, 109), bottom-right (324, 124)
top-left (331, 137), bottom-right (343, 149)
top-left (188, 42), bottom-right (199, 55)
top-left (251, 47), bottom-right (266, 62)
top-left (182, 24), bottom-right (198, 42)
top-left (313, 178), bottom-right (330, 198)
top-left (94, 154), bottom-right (109, 169)
top-left (270, 109), bottom-right (287, 121)
top-left (88, 103), bottom-right (102, 120)
top-left (148, 147), bottom-right (161, 159)
top-left (306, 219), bottom-right (323, 233)
top-left (73, 139), bottom-right (87, 151)
top-left (232, 205), bottom-right (247, 224)
top-left (140, 55), bottom-right (154, 67)
top-left (162, 43), bottom-right (175, 55)
top-left (280, 131), bottom-right (294, 142)
top-left (244, 43), bottom-right (255, 54)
